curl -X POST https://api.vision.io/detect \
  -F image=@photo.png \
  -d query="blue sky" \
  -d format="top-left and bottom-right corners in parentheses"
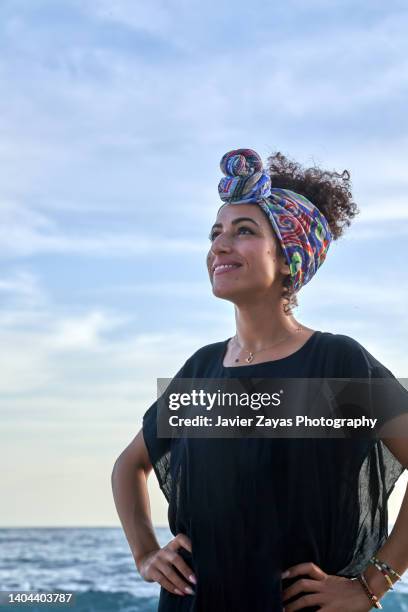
top-left (0, 0), bottom-right (407, 527)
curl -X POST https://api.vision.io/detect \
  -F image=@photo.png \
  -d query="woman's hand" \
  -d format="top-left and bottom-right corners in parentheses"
top-left (281, 562), bottom-right (376, 611)
top-left (138, 533), bottom-right (197, 597)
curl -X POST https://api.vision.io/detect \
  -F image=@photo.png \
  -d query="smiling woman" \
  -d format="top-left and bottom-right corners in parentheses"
top-left (112, 148), bottom-right (408, 612)
top-left (207, 206), bottom-right (290, 312)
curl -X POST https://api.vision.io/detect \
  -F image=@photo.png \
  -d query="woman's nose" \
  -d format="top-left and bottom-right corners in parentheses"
top-left (211, 234), bottom-right (233, 253)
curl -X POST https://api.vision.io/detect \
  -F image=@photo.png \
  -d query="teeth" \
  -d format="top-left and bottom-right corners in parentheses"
top-left (214, 264), bottom-right (240, 271)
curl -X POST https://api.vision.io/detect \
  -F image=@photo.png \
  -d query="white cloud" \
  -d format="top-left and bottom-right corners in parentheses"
top-left (0, 2), bottom-right (407, 243)
top-left (0, 201), bottom-right (207, 257)
top-left (0, 345), bottom-right (54, 393)
top-left (85, 281), bottom-right (211, 298)
top-left (0, 269), bottom-right (45, 306)
top-left (0, 300), bottom-right (206, 395)
top-left (51, 311), bottom-right (124, 350)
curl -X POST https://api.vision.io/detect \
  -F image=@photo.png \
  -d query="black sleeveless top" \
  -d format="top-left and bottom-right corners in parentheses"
top-left (142, 331), bottom-right (407, 611)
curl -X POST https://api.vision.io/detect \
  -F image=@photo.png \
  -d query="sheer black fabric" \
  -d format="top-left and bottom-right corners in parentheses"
top-left (142, 331), bottom-right (408, 611)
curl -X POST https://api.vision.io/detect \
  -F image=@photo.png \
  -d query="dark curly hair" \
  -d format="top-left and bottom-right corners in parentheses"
top-left (265, 151), bottom-right (360, 315)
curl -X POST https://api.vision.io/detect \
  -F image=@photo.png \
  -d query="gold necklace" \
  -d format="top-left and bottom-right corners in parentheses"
top-left (232, 327), bottom-right (303, 363)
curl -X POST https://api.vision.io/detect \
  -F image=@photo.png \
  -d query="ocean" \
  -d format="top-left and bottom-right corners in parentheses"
top-left (0, 526), bottom-right (407, 611)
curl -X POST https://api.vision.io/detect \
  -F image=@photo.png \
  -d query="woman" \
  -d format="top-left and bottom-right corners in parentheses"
top-left (111, 148), bottom-right (408, 611)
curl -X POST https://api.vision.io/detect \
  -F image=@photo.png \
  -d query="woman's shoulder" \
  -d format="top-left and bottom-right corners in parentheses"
top-left (177, 339), bottom-right (228, 377)
top-left (319, 331), bottom-right (365, 353)
top-left (189, 339), bottom-right (228, 359)
top-left (319, 331), bottom-right (394, 378)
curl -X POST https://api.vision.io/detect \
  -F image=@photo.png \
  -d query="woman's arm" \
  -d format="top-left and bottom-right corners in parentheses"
top-left (363, 432), bottom-right (408, 598)
top-left (111, 430), bottom-right (160, 570)
top-left (111, 430), bottom-right (197, 596)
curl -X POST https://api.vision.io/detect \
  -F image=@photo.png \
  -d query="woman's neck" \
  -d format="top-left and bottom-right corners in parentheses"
top-left (233, 302), bottom-right (309, 351)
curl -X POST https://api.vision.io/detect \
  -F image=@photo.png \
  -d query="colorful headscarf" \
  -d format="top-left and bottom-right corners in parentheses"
top-left (218, 148), bottom-right (333, 292)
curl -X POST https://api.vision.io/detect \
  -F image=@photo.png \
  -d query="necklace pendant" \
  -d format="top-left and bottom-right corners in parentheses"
top-left (246, 352), bottom-right (254, 364)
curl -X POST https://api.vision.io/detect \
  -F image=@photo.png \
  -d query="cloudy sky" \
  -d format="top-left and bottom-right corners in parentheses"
top-left (1, 0), bottom-right (407, 527)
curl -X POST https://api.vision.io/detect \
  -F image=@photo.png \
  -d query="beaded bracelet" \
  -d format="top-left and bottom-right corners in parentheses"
top-left (369, 558), bottom-right (395, 590)
top-left (351, 572), bottom-right (383, 609)
top-left (370, 556), bottom-right (402, 580)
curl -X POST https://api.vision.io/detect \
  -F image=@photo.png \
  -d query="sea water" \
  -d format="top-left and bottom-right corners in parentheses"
top-left (0, 526), bottom-right (407, 611)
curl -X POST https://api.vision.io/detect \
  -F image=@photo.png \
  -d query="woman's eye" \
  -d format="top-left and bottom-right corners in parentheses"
top-left (208, 226), bottom-right (253, 241)
top-left (237, 226), bottom-right (253, 235)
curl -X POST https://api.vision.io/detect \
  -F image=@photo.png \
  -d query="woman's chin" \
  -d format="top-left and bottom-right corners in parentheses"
top-left (211, 283), bottom-right (247, 301)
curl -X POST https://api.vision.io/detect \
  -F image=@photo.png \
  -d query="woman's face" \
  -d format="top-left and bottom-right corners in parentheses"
top-left (206, 203), bottom-right (290, 303)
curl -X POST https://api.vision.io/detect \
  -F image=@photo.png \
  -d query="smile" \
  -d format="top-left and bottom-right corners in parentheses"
top-left (213, 264), bottom-right (242, 275)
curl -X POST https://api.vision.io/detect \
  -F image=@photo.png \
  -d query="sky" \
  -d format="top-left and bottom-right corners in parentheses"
top-left (0, 0), bottom-right (407, 528)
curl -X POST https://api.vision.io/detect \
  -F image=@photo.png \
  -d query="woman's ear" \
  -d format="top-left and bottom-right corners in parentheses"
top-left (278, 252), bottom-right (291, 276)
top-left (270, 247), bottom-right (290, 276)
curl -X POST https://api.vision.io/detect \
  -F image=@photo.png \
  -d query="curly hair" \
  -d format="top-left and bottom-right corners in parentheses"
top-left (265, 151), bottom-right (360, 315)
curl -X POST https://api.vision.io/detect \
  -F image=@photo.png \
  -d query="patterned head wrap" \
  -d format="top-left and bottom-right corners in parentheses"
top-left (218, 148), bottom-right (333, 292)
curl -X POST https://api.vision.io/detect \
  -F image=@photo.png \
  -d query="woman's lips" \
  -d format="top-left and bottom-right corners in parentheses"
top-left (213, 264), bottom-right (242, 276)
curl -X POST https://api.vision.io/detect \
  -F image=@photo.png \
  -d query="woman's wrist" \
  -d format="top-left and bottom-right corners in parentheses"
top-left (363, 563), bottom-right (390, 600)
top-left (134, 546), bottom-right (161, 573)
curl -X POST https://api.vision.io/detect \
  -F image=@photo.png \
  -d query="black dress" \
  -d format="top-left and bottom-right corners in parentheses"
top-left (142, 331), bottom-right (407, 611)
